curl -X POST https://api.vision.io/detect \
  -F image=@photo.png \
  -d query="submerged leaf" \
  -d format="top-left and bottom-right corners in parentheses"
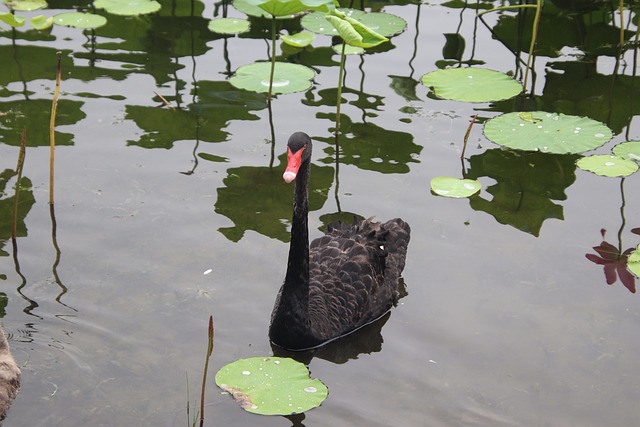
top-left (215, 357), bottom-right (328, 415)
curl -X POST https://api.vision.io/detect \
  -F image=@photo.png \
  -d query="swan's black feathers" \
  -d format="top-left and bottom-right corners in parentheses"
top-left (306, 217), bottom-right (410, 343)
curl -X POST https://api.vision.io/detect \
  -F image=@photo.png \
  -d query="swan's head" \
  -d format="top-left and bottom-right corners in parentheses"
top-left (283, 132), bottom-right (312, 183)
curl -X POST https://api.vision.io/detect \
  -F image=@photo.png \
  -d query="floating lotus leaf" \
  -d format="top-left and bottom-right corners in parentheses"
top-left (301, 9), bottom-right (365, 35)
top-left (243, 0), bottom-right (336, 17)
top-left (0, 12), bottom-right (25, 27)
top-left (612, 141), bottom-right (640, 162)
top-left (281, 31), bottom-right (315, 47)
top-left (484, 112), bottom-right (613, 154)
top-left (208, 17), bottom-right (250, 35)
top-left (230, 62), bottom-right (315, 94)
top-left (421, 68), bottom-right (522, 102)
top-left (430, 176), bottom-right (481, 198)
top-left (325, 8), bottom-right (388, 48)
top-left (53, 12), bottom-right (107, 29)
top-left (3, 0), bottom-right (47, 11)
top-left (215, 357), bottom-right (328, 416)
top-left (358, 11), bottom-right (406, 37)
top-left (31, 14), bottom-right (53, 30)
top-left (629, 245), bottom-right (640, 278)
top-left (576, 155), bottom-right (639, 177)
top-left (332, 43), bottom-right (364, 55)
top-left (94, 0), bottom-right (161, 16)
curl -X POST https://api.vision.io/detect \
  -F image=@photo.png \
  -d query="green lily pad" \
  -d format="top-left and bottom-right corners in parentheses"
top-left (230, 62), bottom-right (315, 94)
top-left (325, 8), bottom-right (388, 48)
top-left (94, 0), bottom-right (161, 16)
top-left (281, 31), bottom-right (315, 47)
top-left (3, 0), bottom-right (47, 11)
top-left (332, 43), bottom-right (364, 55)
top-left (576, 155), bottom-right (639, 177)
top-left (241, 0), bottom-right (335, 17)
top-left (53, 12), bottom-right (107, 29)
top-left (31, 14), bottom-right (53, 30)
top-left (628, 245), bottom-right (640, 278)
top-left (430, 176), bottom-right (481, 198)
top-left (612, 141), bottom-right (640, 162)
top-left (215, 357), bottom-right (328, 416)
top-left (358, 11), bottom-right (406, 38)
top-left (421, 68), bottom-right (522, 102)
top-left (208, 17), bottom-right (250, 35)
top-left (0, 12), bottom-right (26, 27)
top-left (301, 9), bottom-right (365, 35)
top-left (484, 112), bottom-right (613, 154)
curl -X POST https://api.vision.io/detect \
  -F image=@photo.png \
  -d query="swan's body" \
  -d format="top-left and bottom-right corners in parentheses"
top-left (0, 325), bottom-right (20, 420)
top-left (269, 132), bottom-right (410, 351)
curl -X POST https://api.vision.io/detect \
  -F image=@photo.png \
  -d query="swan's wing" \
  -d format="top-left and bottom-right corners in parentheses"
top-left (307, 217), bottom-right (410, 340)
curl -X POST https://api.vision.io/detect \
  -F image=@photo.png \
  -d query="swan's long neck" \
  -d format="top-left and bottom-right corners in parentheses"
top-left (284, 158), bottom-right (310, 305)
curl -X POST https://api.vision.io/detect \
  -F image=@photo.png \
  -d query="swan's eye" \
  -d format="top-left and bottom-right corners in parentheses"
top-left (379, 245), bottom-right (384, 250)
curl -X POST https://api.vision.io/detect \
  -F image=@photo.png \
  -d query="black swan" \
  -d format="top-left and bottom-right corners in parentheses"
top-left (0, 324), bottom-right (20, 420)
top-left (269, 132), bottom-right (410, 351)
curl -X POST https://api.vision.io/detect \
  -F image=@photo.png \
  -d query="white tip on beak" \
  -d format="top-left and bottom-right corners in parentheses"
top-left (283, 171), bottom-right (296, 183)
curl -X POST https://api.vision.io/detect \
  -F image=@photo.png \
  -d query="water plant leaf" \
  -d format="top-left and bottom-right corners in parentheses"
top-left (94, 0), bottom-right (161, 16)
top-left (612, 141), bottom-right (640, 162)
top-left (430, 176), bottom-right (481, 198)
top-left (53, 12), bottom-right (107, 29)
top-left (484, 112), bottom-right (613, 154)
top-left (421, 68), bottom-right (522, 102)
top-left (325, 8), bottom-right (388, 48)
top-left (629, 245), bottom-right (640, 279)
top-left (0, 12), bottom-right (25, 27)
top-left (358, 11), bottom-right (406, 38)
top-left (281, 31), bottom-right (315, 47)
top-left (576, 155), bottom-right (639, 177)
top-left (208, 17), bottom-right (250, 35)
top-left (230, 62), bottom-right (315, 94)
top-left (30, 14), bottom-right (53, 30)
top-left (3, 0), bottom-right (47, 11)
top-left (245, 0), bottom-right (336, 17)
top-left (215, 357), bottom-right (328, 415)
top-left (331, 43), bottom-right (363, 55)
top-left (301, 9), bottom-right (364, 35)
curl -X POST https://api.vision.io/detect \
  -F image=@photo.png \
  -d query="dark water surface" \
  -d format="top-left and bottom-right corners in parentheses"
top-left (1, 1), bottom-right (639, 426)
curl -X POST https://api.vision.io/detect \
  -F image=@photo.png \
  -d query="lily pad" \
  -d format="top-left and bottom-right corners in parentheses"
top-left (31, 14), bottom-right (53, 30)
top-left (576, 155), bottom-right (639, 177)
top-left (358, 11), bottom-right (406, 38)
top-left (0, 12), bottom-right (26, 27)
top-left (239, 0), bottom-right (335, 18)
top-left (3, 0), bottom-right (47, 11)
top-left (332, 43), bottom-right (364, 55)
top-left (421, 68), bottom-right (522, 102)
top-left (53, 12), bottom-right (107, 29)
top-left (301, 9), bottom-right (365, 35)
top-left (430, 176), bottom-right (481, 198)
top-left (208, 17), bottom-right (250, 35)
top-left (484, 112), bottom-right (613, 154)
top-left (325, 8), bottom-right (388, 48)
top-left (281, 31), bottom-right (315, 47)
top-left (629, 245), bottom-right (640, 278)
top-left (230, 62), bottom-right (315, 94)
top-left (612, 141), bottom-right (640, 162)
top-left (215, 357), bottom-right (328, 415)
top-left (94, 0), bottom-right (161, 16)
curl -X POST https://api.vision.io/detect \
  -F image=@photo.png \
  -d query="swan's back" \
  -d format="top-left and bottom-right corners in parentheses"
top-left (307, 217), bottom-right (410, 342)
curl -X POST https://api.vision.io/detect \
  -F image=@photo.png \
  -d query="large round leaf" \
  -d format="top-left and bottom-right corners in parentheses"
top-left (53, 12), bottom-right (107, 29)
top-left (430, 176), bottom-right (481, 198)
top-left (358, 11), bottom-right (407, 37)
top-left (576, 155), bottom-right (639, 177)
top-left (5, 0), bottom-right (47, 11)
top-left (421, 68), bottom-right (522, 102)
top-left (208, 18), bottom-right (250, 35)
top-left (484, 112), bottom-right (613, 154)
top-left (94, 0), bottom-right (161, 16)
top-left (281, 31), bottom-right (315, 47)
top-left (215, 357), bottom-right (328, 416)
top-left (612, 141), bottom-right (640, 161)
top-left (301, 9), bottom-right (365, 35)
top-left (230, 62), bottom-right (315, 94)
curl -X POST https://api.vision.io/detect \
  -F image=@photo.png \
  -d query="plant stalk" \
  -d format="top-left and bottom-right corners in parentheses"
top-left (199, 315), bottom-right (214, 427)
top-left (49, 51), bottom-right (62, 205)
top-left (335, 43), bottom-right (347, 137)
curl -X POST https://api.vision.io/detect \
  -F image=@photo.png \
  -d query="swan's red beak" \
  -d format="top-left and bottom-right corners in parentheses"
top-left (283, 146), bottom-right (305, 183)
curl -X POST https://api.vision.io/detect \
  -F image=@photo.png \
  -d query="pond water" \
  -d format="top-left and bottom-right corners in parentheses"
top-left (1, 1), bottom-right (640, 426)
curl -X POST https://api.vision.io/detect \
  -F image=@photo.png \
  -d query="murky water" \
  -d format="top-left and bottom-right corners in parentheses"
top-left (1, 2), bottom-right (639, 426)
